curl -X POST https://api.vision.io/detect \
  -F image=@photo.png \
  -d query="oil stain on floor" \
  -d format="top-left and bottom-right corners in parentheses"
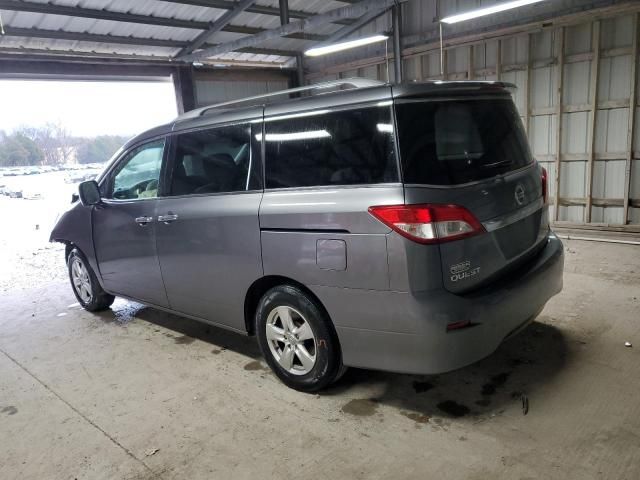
top-left (436, 400), bottom-right (470, 417)
top-left (412, 380), bottom-right (435, 393)
top-left (401, 411), bottom-right (430, 423)
top-left (173, 335), bottom-right (196, 345)
top-left (244, 360), bottom-right (268, 371)
top-left (341, 399), bottom-right (379, 417)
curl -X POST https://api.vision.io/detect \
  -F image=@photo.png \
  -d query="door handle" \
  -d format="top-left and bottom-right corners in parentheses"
top-left (135, 216), bottom-right (153, 226)
top-left (158, 213), bottom-right (179, 224)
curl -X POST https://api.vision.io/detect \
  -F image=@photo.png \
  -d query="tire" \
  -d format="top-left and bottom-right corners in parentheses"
top-left (255, 285), bottom-right (342, 392)
top-left (67, 248), bottom-right (114, 312)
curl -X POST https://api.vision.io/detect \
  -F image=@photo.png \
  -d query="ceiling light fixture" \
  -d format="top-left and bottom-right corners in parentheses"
top-left (305, 34), bottom-right (389, 57)
top-left (441, 0), bottom-right (546, 24)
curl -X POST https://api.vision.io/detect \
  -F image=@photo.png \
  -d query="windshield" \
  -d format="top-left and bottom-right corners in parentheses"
top-left (395, 98), bottom-right (533, 185)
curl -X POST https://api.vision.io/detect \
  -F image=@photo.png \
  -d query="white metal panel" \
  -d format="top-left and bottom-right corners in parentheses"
top-left (564, 61), bottom-right (591, 105)
top-left (629, 160), bottom-right (640, 198)
top-left (599, 56), bottom-right (632, 102)
top-left (194, 77), bottom-right (289, 107)
top-left (446, 45), bottom-right (469, 75)
top-left (501, 35), bottom-right (528, 65)
top-left (530, 114), bottom-right (556, 158)
top-left (595, 108), bottom-right (629, 155)
top-left (531, 66), bottom-right (556, 109)
top-left (565, 22), bottom-right (592, 55)
top-left (558, 205), bottom-right (584, 222)
top-left (600, 15), bottom-right (633, 49)
top-left (562, 112), bottom-right (589, 154)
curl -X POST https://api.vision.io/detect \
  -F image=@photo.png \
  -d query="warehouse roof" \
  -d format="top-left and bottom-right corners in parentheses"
top-left (0, 0), bottom-right (360, 66)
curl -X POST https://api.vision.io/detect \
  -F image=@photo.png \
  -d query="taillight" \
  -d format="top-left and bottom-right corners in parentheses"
top-left (368, 204), bottom-right (485, 244)
top-left (541, 166), bottom-right (548, 205)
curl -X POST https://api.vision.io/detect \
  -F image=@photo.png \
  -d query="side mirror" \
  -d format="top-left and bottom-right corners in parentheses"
top-left (78, 180), bottom-right (101, 206)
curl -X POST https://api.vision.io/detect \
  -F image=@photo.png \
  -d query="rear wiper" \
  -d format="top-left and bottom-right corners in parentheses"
top-left (482, 159), bottom-right (512, 168)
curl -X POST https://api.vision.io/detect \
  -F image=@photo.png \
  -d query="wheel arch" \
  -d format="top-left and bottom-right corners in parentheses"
top-left (244, 275), bottom-right (334, 337)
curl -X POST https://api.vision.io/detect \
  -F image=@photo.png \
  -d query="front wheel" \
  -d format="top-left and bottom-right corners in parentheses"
top-left (67, 248), bottom-right (114, 312)
top-left (255, 285), bottom-right (342, 392)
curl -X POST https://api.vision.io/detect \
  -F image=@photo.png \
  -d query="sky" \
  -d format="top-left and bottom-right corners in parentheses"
top-left (0, 79), bottom-right (178, 138)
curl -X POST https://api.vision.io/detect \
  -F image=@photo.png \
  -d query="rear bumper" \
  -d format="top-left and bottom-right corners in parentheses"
top-left (312, 233), bottom-right (564, 375)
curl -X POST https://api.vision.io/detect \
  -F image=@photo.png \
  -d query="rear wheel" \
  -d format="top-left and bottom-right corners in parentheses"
top-left (255, 285), bottom-right (342, 392)
top-left (67, 248), bottom-right (114, 312)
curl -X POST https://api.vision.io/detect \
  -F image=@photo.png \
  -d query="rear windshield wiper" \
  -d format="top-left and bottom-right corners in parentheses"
top-left (482, 159), bottom-right (513, 168)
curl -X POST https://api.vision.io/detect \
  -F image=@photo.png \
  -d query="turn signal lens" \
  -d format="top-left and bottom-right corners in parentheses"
top-left (368, 204), bottom-right (485, 244)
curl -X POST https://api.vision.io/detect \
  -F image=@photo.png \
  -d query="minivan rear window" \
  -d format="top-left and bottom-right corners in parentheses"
top-left (395, 99), bottom-right (533, 186)
top-left (264, 106), bottom-right (397, 189)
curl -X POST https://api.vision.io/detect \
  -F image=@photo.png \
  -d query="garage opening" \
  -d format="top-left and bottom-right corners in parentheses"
top-left (0, 79), bottom-right (177, 280)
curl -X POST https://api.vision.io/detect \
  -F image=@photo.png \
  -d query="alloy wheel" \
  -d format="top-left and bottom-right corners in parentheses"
top-left (71, 257), bottom-right (93, 304)
top-left (265, 306), bottom-right (317, 376)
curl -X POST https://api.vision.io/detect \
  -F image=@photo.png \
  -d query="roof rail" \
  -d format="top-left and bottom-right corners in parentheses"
top-left (175, 78), bottom-right (385, 121)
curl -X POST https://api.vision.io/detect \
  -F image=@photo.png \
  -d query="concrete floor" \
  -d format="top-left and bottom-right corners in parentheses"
top-left (0, 238), bottom-right (639, 480)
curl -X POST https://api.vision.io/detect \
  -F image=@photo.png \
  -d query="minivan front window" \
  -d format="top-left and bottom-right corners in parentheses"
top-left (395, 99), bottom-right (533, 186)
top-left (110, 140), bottom-right (164, 200)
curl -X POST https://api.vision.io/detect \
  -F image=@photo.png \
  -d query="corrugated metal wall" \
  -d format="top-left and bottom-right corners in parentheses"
top-left (193, 70), bottom-right (290, 108)
top-left (306, 4), bottom-right (640, 229)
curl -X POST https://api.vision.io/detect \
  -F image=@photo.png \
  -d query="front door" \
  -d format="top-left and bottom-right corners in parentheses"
top-left (94, 139), bottom-right (169, 307)
top-left (155, 121), bottom-right (263, 331)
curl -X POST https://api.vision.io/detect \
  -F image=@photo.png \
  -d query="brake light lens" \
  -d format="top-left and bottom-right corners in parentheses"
top-left (368, 204), bottom-right (485, 244)
top-left (541, 166), bottom-right (548, 205)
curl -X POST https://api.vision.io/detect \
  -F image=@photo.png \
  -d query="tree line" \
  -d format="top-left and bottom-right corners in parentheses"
top-left (0, 124), bottom-right (129, 167)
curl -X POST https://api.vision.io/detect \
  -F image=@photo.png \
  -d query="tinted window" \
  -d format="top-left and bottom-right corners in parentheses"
top-left (110, 140), bottom-right (164, 200)
top-left (396, 99), bottom-right (533, 185)
top-left (168, 124), bottom-right (257, 196)
top-left (264, 106), bottom-right (397, 189)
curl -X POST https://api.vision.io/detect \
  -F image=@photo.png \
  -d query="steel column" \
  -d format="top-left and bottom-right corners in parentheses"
top-left (392, 4), bottom-right (403, 84)
top-left (173, 66), bottom-right (197, 114)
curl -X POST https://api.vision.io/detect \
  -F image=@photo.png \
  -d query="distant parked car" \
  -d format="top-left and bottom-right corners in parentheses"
top-left (51, 79), bottom-right (564, 392)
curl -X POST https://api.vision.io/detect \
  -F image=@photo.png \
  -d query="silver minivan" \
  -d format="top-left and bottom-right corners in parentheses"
top-left (51, 79), bottom-right (564, 392)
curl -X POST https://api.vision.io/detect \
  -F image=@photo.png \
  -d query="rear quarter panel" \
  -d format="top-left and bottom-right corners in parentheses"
top-left (259, 186), bottom-right (403, 291)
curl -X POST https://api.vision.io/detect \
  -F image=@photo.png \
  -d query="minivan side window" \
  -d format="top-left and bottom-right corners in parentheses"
top-left (264, 106), bottom-right (398, 189)
top-left (167, 124), bottom-right (257, 196)
top-left (108, 140), bottom-right (165, 200)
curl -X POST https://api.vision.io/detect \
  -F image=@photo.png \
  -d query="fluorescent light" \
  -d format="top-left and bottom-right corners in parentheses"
top-left (441, 0), bottom-right (546, 24)
top-left (376, 123), bottom-right (393, 133)
top-left (305, 34), bottom-right (388, 57)
top-left (255, 130), bottom-right (331, 142)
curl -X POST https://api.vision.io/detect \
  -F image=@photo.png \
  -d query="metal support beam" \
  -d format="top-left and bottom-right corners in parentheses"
top-left (623, 12), bottom-right (639, 224)
top-left (585, 20), bottom-right (601, 223)
top-left (1, 26), bottom-right (297, 58)
top-left (553, 27), bottom-right (565, 222)
top-left (496, 39), bottom-right (502, 80)
top-left (0, 0), bottom-right (326, 41)
top-left (159, 0), bottom-right (354, 26)
top-left (324, 8), bottom-right (388, 44)
top-left (524, 34), bottom-right (532, 136)
top-left (176, 0), bottom-right (258, 57)
top-left (180, 0), bottom-right (408, 62)
top-left (392, 3), bottom-right (403, 84)
top-left (279, 0), bottom-right (290, 26)
top-left (279, 0), bottom-right (304, 87)
top-left (173, 66), bottom-right (197, 114)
